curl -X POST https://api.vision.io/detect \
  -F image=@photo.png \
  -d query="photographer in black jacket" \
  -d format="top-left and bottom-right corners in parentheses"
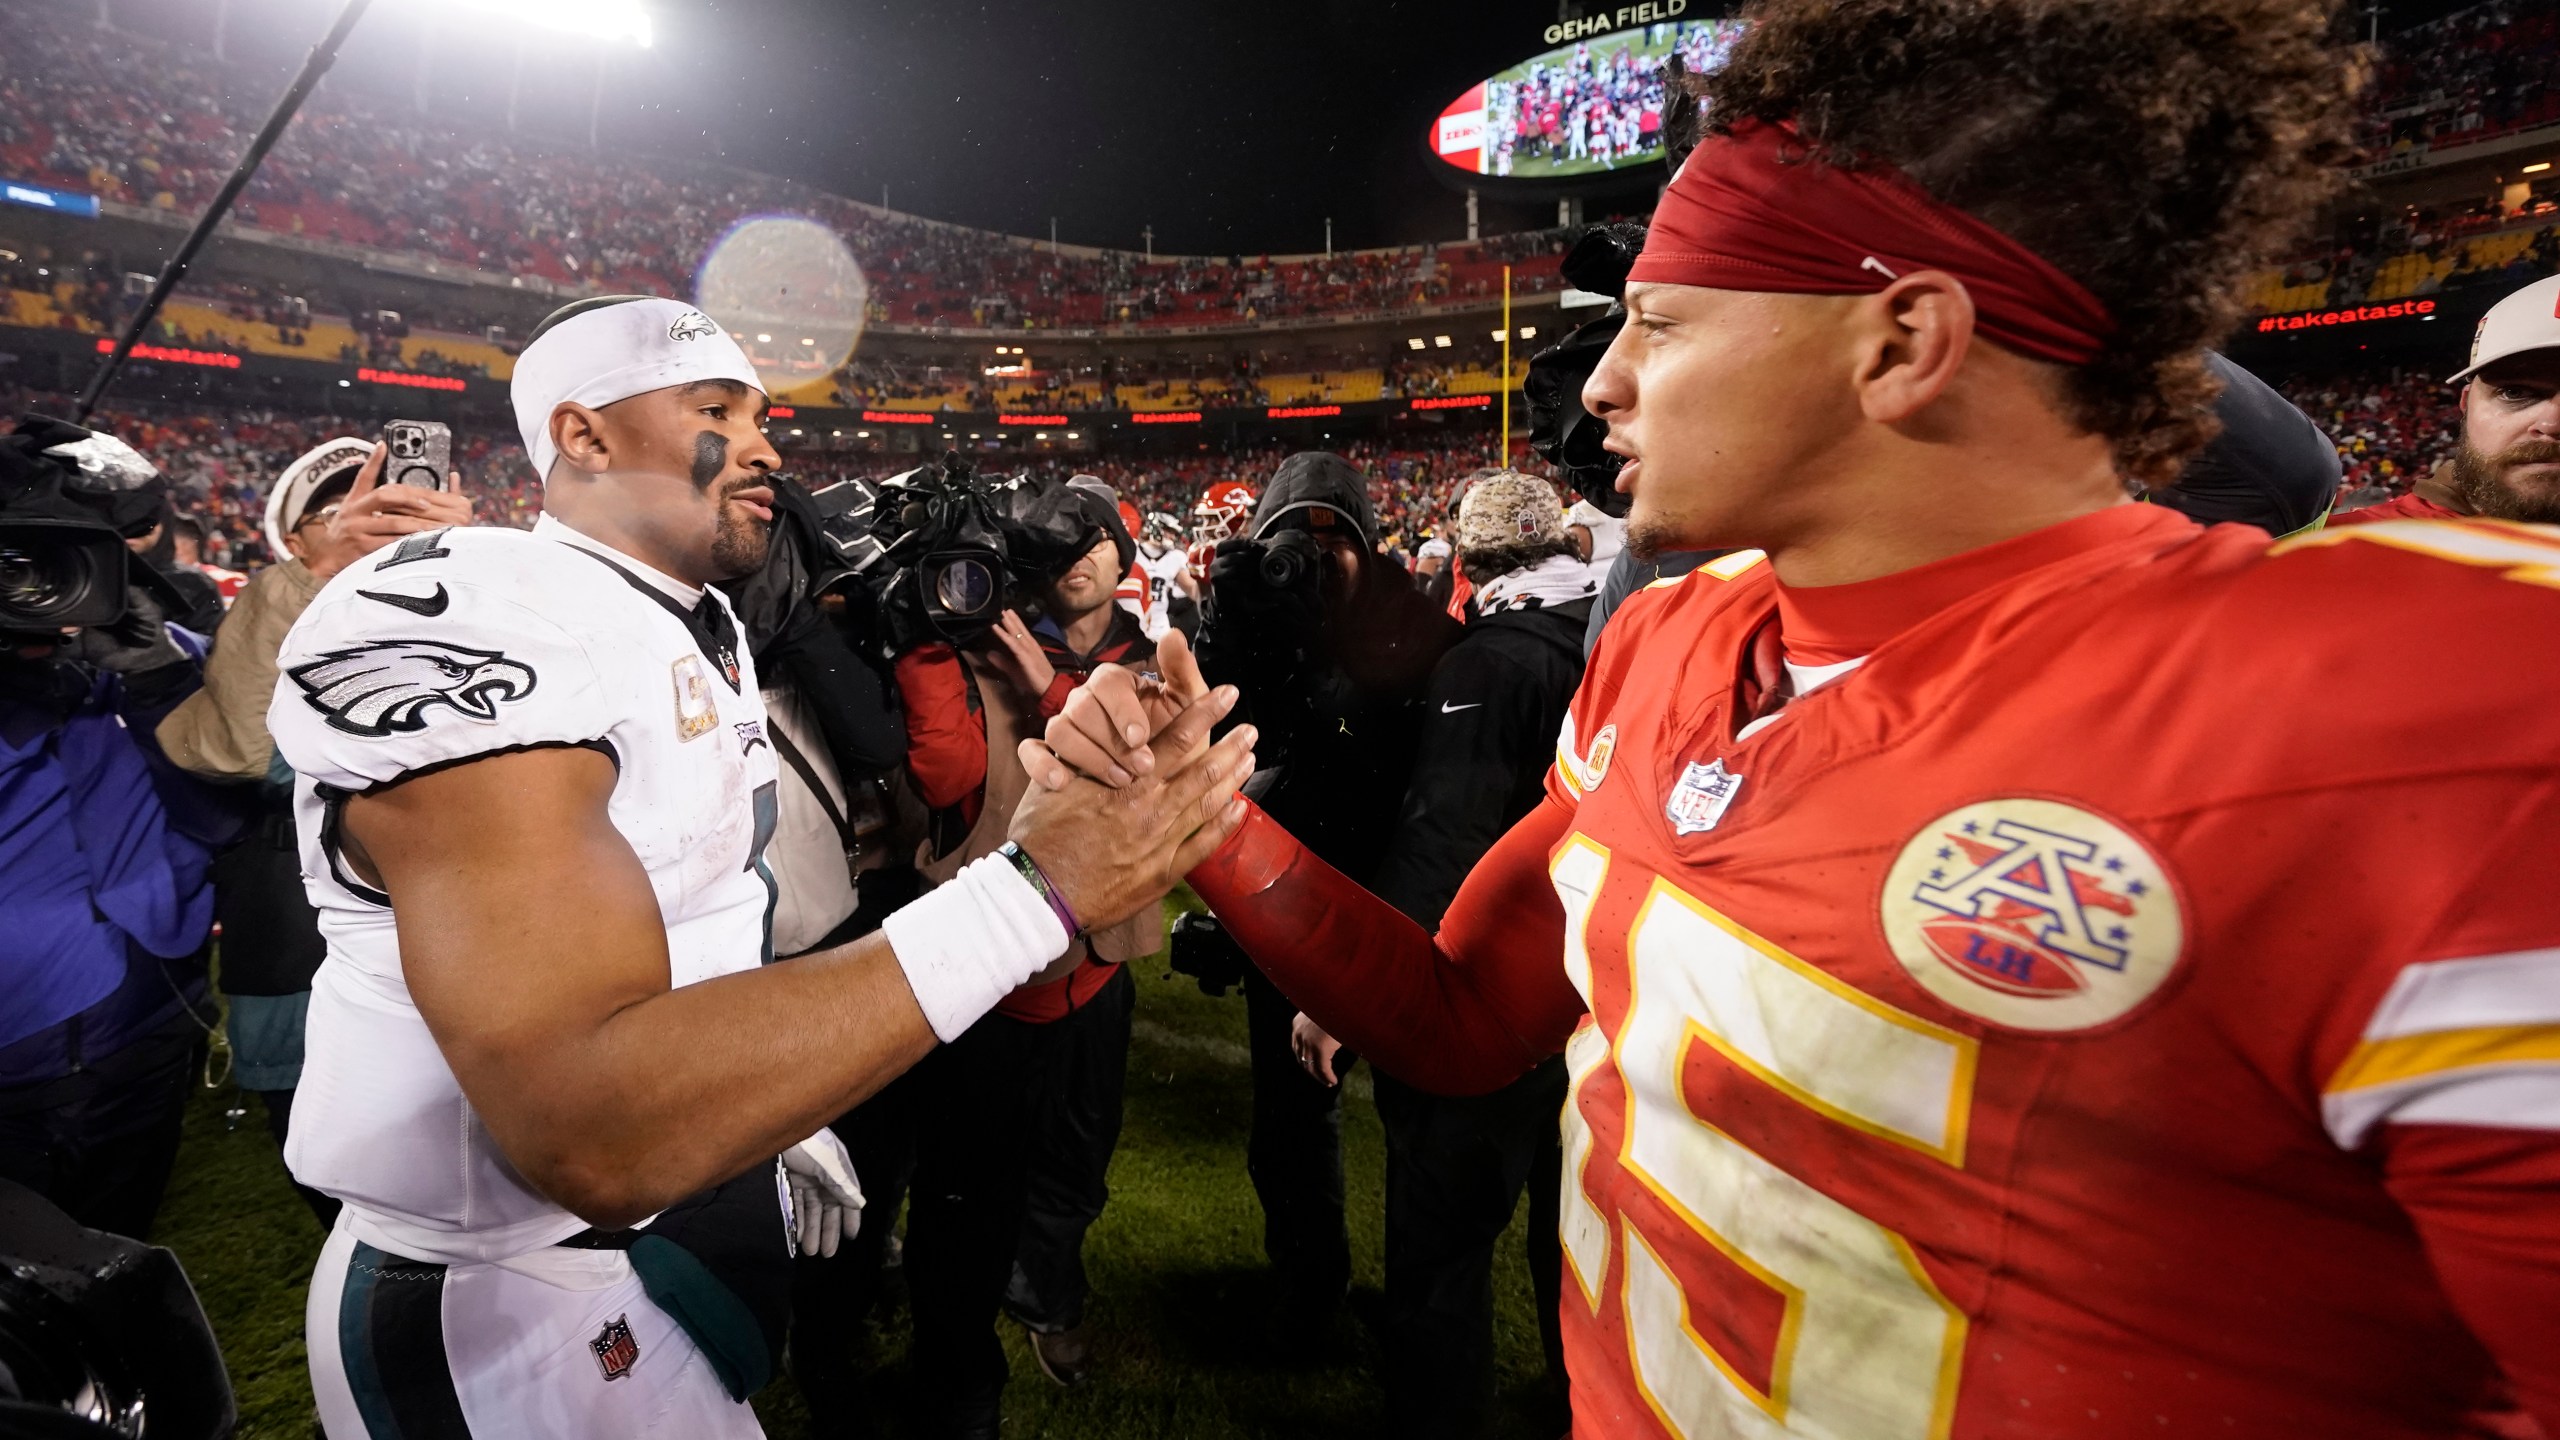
top-left (1287, 472), bottom-right (1590, 1433)
top-left (1195, 450), bottom-right (1458, 1345)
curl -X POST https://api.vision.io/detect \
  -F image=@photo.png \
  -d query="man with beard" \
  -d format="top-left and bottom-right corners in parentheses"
top-left (269, 296), bottom-right (1256, 1438)
top-left (2334, 273), bottom-right (2560, 528)
top-left (1034, 2), bottom-right (2560, 1434)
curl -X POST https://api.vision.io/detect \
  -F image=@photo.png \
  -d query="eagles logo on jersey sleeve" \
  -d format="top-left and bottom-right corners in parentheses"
top-left (271, 529), bottom-right (619, 794)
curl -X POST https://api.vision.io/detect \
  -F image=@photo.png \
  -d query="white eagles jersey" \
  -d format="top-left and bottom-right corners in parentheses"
top-left (1132, 542), bottom-right (1189, 641)
top-left (268, 514), bottom-right (780, 1264)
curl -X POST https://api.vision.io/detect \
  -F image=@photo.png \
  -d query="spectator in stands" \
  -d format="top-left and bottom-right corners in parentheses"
top-left (155, 438), bottom-right (470, 1226)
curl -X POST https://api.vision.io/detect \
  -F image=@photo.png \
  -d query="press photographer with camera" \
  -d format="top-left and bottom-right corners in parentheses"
top-left (889, 474), bottom-right (1159, 1433)
top-left (0, 415), bottom-right (247, 1241)
top-left (1192, 450), bottom-right (1458, 1348)
top-left (1284, 471), bottom-right (1594, 1436)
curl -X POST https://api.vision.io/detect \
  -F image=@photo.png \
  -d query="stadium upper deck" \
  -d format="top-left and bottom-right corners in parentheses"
top-left (0, 0), bottom-right (1568, 336)
top-left (1, 0), bottom-right (2553, 421)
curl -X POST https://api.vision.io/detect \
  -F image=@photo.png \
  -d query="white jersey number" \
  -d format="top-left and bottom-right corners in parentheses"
top-left (1554, 844), bottom-right (1976, 1439)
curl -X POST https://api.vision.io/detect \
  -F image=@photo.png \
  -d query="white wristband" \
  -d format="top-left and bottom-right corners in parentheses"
top-left (882, 852), bottom-right (1075, 1041)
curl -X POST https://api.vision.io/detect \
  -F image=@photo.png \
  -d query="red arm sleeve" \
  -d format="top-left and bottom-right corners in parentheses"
top-left (1188, 794), bottom-right (1589, 1096)
top-left (1036, 670), bottom-right (1078, 718)
top-left (2377, 1126), bottom-right (2560, 1427)
top-left (892, 644), bottom-right (987, 811)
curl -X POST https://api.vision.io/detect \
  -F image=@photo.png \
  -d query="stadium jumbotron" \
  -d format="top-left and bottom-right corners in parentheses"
top-left (2, 0), bottom-right (2558, 1436)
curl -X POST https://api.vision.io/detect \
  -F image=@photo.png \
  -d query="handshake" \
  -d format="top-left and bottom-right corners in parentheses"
top-left (998, 629), bottom-right (1260, 933)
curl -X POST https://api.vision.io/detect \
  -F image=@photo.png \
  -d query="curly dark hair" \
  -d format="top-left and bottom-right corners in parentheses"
top-left (1459, 536), bottom-right (1579, 587)
top-left (1695, 0), bottom-right (2363, 488)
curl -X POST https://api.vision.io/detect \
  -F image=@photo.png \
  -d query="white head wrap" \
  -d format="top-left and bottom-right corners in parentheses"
top-left (510, 297), bottom-right (763, 480)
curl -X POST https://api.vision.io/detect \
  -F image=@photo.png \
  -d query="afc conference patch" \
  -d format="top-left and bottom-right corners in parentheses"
top-left (1879, 798), bottom-right (2185, 1032)
top-left (1664, 759), bottom-right (1743, 836)
top-left (591, 1313), bottom-right (641, 1382)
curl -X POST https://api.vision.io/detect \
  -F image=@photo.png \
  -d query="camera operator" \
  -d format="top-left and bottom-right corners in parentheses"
top-left (1284, 472), bottom-right (1592, 1434)
top-left (0, 416), bottom-right (247, 1240)
top-left (124, 509), bottom-right (228, 637)
top-left (1194, 450), bottom-right (1459, 1347)
top-left (156, 438), bottom-right (472, 1227)
top-left (718, 469), bottom-right (922, 1438)
top-left (890, 480), bottom-right (1161, 1436)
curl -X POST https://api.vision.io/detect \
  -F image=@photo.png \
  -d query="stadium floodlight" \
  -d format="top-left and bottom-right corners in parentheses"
top-left (1407, 337), bottom-right (1425, 351)
top-left (1433, 335), bottom-right (1453, 348)
top-left (2525, 161), bottom-right (2553, 174)
top-left (756, 332), bottom-right (773, 343)
top-left (1066, 431), bottom-right (1080, 440)
top-left (1489, 329), bottom-right (1507, 342)
top-left (856, 430), bottom-right (870, 438)
top-left (1518, 326), bottom-right (1537, 340)
top-left (447, 0), bottom-right (653, 46)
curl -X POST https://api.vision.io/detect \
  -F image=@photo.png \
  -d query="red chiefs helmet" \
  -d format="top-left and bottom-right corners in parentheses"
top-left (1192, 481), bottom-right (1257, 548)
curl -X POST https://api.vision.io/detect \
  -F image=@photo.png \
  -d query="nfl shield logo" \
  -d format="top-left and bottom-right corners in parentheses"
top-left (591, 1314), bottom-right (641, 1382)
top-left (1665, 760), bottom-right (1744, 836)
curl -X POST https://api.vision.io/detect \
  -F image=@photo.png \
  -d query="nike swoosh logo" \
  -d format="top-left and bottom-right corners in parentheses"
top-left (1440, 701), bottom-right (1483, 714)
top-left (357, 583), bottom-right (450, 617)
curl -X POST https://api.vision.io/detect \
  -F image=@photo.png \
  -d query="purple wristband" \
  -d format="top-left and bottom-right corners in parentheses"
top-left (998, 841), bottom-right (1083, 939)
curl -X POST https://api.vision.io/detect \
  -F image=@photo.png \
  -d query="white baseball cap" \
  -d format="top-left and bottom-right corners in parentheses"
top-left (2447, 273), bottom-right (2560, 384)
top-left (510, 296), bottom-right (763, 479)
top-left (264, 436), bottom-right (374, 561)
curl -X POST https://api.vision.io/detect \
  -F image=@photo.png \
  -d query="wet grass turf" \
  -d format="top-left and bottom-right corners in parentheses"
top-left (155, 944), bottom-right (1561, 1438)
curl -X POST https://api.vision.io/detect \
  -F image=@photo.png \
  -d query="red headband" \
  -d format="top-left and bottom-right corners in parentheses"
top-left (1628, 118), bottom-right (2115, 366)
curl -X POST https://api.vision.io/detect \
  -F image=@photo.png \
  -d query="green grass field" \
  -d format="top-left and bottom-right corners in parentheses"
top-left (155, 954), bottom-right (1559, 1438)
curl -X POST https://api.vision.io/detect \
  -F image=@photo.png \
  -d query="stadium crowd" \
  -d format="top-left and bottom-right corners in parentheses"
top-left (2360, 0), bottom-right (2560, 159)
top-left (0, 0), bottom-right (1569, 334)
top-left (0, 352), bottom-right (2479, 583)
top-left (8, 2), bottom-right (2560, 1438)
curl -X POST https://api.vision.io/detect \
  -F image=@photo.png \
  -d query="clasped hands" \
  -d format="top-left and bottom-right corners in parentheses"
top-left (1004, 629), bottom-right (1256, 930)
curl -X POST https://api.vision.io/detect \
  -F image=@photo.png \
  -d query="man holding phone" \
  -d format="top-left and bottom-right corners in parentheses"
top-left (159, 435), bottom-right (473, 1227)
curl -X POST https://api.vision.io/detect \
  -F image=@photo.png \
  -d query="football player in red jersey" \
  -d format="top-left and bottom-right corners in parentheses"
top-left (1189, 480), bottom-right (1256, 580)
top-left (1022, 2), bottom-right (2560, 1436)
top-left (2335, 272), bottom-right (2560, 529)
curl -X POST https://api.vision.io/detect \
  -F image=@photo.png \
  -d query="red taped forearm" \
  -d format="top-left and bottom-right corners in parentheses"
top-left (1188, 797), bottom-right (1588, 1096)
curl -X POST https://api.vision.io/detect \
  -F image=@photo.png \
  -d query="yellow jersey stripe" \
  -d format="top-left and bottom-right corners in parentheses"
top-left (2327, 1023), bottom-right (2560, 1095)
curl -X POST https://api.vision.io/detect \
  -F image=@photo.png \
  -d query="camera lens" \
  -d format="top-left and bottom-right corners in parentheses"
top-left (0, 543), bottom-right (91, 625)
top-left (931, 555), bottom-right (996, 617)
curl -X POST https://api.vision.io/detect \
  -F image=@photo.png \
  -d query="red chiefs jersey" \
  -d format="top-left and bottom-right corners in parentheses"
top-left (1520, 505), bottom-right (2560, 1438)
top-left (2333, 490), bottom-right (2462, 527)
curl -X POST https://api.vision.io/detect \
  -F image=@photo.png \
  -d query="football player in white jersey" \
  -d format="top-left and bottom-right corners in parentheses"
top-left (270, 295), bottom-right (1255, 1439)
top-left (1130, 509), bottom-right (1198, 641)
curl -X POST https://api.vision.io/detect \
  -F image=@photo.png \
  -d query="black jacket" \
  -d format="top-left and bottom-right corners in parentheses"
top-left (1372, 596), bottom-right (1592, 931)
top-left (1206, 451), bottom-right (1459, 884)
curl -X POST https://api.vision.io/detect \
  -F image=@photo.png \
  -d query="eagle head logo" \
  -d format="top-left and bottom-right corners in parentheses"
top-left (667, 310), bottom-right (720, 342)
top-left (289, 640), bottom-right (538, 737)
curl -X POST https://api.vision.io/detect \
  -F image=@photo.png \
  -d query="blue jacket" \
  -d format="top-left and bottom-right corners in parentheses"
top-left (0, 633), bottom-right (245, 1087)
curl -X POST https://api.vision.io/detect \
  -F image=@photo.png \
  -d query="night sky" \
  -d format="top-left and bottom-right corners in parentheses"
top-left (87, 0), bottom-right (2470, 257)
